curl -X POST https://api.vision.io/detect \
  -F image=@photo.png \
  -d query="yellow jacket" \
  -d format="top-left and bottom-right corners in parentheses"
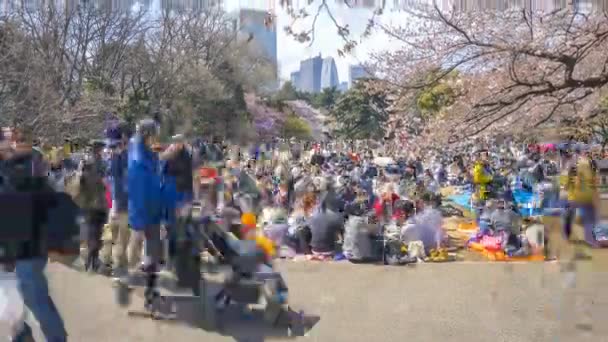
top-left (559, 157), bottom-right (595, 204)
top-left (472, 161), bottom-right (492, 200)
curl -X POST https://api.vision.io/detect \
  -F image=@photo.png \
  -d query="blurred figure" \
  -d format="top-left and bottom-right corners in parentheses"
top-left (66, 140), bottom-right (108, 273)
top-left (127, 119), bottom-right (164, 272)
top-left (1, 128), bottom-right (68, 342)
top-left (472, 148), bottom-right (493, 224)
top-left (100, 123), bottom-right (131, 276)
top-left (560, 152), bottom-right (599, 247)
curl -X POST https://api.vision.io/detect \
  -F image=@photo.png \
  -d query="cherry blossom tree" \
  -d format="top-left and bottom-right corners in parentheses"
top-left (370, 4), bottom-right (608, 140)
top-left (282, 1), bottom-right (608, 141)
top-left (245, 93), bottom-right (287, 139)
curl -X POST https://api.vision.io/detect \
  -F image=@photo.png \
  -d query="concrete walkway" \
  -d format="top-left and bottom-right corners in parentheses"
top-left (2, 259), bottom-right (607, 342)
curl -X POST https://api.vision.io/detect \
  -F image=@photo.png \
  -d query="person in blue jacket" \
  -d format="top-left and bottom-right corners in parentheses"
top-left (100, 123), bottom-right (131, 276)
top-left (127, 119), bottom-right (164, 272)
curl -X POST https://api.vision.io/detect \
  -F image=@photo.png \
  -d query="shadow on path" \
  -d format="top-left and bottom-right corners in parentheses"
top-left (124, 273), bottom-right (321, 341)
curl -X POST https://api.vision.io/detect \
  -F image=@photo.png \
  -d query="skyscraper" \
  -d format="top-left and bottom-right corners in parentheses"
top-left (348, 64), bottom-right (370, 88)
top-left (298, 55), bottom-right (323, 93)
top-left (320, 57), bottom-right (339, 90)
top-left (290, 71), bottom-right (301, 89)
top-left (238, 9), bottom-right (277, 63)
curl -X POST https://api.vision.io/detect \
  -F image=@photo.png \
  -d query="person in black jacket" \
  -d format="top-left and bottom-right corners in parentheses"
top-left (159, 136), bottom-right (195, 273)
top-left (1, 131), bottom-right (71, 342)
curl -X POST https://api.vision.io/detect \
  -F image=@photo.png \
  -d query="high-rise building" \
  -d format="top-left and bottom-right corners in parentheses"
top-left (320, 57), bottom-right (339, 90)
top-left (348, 64), bottom-right (370, 88)
top-left (298, 55), bottom-right (323, 93)
top-left (290, 71), bottom-right (301, 89)
top-left (238, 9), bottom-right (277, 63)
top-left (237, 8), bottom-right (277, 84)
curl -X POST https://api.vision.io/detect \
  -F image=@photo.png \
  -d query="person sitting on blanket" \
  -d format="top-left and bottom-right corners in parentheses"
top-left (490, 199), bottom-right (522, 249)
top-left (307, 202), bottom-right (344, 260)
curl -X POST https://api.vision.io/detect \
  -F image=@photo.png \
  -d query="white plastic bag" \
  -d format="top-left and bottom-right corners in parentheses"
top-left (0, 271), bottom-right (25, 330)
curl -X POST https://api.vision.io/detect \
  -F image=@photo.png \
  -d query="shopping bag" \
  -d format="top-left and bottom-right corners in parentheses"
top-left (0, 272), bottom-right (24, 327)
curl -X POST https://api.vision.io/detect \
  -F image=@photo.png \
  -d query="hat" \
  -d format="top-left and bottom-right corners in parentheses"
top-left (136, 118), bottom-right (159, 137)
top-left (105, 124), bottom-right (122, 141)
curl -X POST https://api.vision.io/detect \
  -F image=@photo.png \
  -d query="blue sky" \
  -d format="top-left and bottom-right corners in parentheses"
top-left (225, 0), bottom-right (406, 82)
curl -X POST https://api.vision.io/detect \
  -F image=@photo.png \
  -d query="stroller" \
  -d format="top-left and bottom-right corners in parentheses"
top-left (191, 203), bottom-right (291, 326)
top-left (113, 200), bottom-right (290, 326)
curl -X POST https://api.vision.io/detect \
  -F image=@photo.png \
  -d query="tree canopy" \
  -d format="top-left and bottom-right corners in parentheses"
top-left (329, 80), bottom-right (389, 139)
top-left (281, 1), bottom-right (608, 144)
top-left (0, 6), bottom-right (276, 143)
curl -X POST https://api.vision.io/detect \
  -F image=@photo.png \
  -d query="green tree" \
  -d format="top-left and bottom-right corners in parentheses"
top-left (415, 69), bottom-right (459, 117)
top-left (330, 81), bottom-right (389, 139)
top-left (275, 81), bottom-right (298, 102)
top-left (311, 87), bottom-right (339, 110)
top-left (283, 114), bottom-right (312, 140)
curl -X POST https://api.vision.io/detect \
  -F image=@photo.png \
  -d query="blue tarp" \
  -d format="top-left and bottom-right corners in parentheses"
top-left (448, 189), bottom-right (541, 217)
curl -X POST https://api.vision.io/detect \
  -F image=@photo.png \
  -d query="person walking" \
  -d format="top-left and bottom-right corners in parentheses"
top-left (126, 119), bottom-right (164, 273)
top-left (1, 128), bottom-right (69, 342)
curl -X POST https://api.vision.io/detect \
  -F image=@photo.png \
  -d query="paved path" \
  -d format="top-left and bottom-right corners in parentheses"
top-left (3, 259), bottom-right (608, 342)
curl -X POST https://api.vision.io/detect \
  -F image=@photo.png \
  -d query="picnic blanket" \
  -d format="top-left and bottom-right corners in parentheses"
top-left (448, 189), bottom-right (541, 217)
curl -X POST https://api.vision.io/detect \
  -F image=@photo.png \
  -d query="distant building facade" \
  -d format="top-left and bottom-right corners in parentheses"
top-left (237, 9), bottom-right (277, 64)
top-left (320, 57), bottom-right (339, 90)
top-left (290, 71), bottom-right (301, 89)
top-left (348, 64), bottom-right (369, 88)
top-left (298, 55), bottom-right (323, 93)
top-left (236, 8), bottom-right (277, 88)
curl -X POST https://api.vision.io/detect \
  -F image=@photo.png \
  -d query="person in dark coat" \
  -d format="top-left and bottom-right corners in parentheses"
top-left (1, 130), bottom-right (70, 342)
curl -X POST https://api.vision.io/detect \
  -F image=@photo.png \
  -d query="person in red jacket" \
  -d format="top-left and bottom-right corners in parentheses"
top-left (105, 180), bottom-right (112, 210)
top-left (373, 184), bottom-right (400, 222)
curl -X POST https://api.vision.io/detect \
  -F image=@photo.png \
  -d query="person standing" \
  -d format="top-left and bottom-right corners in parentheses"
top-left (66, 140), bottom-right (108, 273)
top-left (127, 119), bottom-right (164, 272)
top-left (560, 150), bottom-right (599, 248)
top-left (472, 148), bottom-right (493, 224)
top-left (99, 124), bottom-right (131, 276)
top-left (160, 135), bottom-right (194, 270)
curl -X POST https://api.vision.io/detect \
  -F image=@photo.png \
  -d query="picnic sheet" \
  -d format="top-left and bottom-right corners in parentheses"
top-left (448, 189), bottom-right (541, 217)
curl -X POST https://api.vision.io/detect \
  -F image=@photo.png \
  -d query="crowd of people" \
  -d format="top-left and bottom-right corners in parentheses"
top-left (1, 118), bottom-right (607, 341)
